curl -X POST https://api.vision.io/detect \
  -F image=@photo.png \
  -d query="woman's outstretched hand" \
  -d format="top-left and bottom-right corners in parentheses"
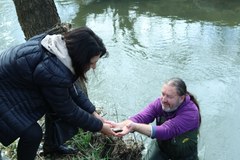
top-left (100, 123), bottom-right (116, 136)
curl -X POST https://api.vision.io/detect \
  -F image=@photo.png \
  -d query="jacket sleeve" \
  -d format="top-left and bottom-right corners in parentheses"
top-left (129, 98), bottom-right (160, 123)
top-left (40, 86), bottom-right (103, 132)
top-left (69, 84), bottom-right (95, 114)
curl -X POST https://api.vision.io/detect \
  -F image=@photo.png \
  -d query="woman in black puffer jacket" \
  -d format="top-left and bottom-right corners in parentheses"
top-left (0, 26), bottom-right (114, 160)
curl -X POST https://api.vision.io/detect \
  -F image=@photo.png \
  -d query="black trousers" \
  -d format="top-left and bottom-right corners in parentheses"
top-left (17, 122), bottom-right (43, 160)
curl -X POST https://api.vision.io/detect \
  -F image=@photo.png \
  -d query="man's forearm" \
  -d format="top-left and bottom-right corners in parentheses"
top-left (132, 123), bottom-right (152, 137)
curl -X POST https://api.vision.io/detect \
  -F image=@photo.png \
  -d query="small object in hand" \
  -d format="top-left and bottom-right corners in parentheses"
top-left (112, 128), bottom-right (123, 133)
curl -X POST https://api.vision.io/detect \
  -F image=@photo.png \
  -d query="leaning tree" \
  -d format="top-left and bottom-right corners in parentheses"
top-left (13, 0), bottom-right (61, 40)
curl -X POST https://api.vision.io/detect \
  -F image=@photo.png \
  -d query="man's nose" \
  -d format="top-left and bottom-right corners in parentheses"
top-left (162, 96), bottom-right (167, 102)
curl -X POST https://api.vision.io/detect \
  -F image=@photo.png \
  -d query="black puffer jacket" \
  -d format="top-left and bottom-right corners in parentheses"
top-left (0, 34), bottom-right (103, 146)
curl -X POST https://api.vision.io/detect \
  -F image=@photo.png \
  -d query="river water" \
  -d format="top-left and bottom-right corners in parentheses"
top-left (1, 0), bottom-right (240, 160)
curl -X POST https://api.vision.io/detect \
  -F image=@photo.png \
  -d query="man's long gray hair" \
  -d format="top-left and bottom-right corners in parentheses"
top-left (165, 77), bottom-right (201, 124)
top-left (165, 77), bottom-right (187, 96)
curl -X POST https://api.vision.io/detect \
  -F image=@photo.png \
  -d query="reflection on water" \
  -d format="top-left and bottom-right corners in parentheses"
top-left (75, 0), bottom-right (240, 26)
top-left (1, 0), bottom-right (240, 160)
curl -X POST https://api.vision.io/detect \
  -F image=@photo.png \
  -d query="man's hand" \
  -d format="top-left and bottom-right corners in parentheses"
top-left (105, 120), bottom-right (135, 137)
top-left (114, 121), bottom-right (135, 137)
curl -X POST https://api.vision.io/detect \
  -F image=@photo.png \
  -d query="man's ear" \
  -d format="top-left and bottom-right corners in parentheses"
top-left (180, 95), bottom-right (185, 103)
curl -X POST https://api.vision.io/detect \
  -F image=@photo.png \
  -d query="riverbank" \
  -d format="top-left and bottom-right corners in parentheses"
top-left (0, 130), bottom-right (144, 160)
top-left (39, 130), bottom-right (144, 160)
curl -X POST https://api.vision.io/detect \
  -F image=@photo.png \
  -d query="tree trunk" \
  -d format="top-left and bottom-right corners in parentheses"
top-left (13, 0), bottom-right (61, 40)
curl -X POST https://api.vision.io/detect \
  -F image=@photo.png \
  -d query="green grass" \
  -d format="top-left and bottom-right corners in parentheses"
top-left (0, 129), bottom-right (144, 160)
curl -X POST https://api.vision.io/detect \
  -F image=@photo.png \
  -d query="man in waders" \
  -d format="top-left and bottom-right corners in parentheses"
top-left (111, 77), bottom-right (201, 160)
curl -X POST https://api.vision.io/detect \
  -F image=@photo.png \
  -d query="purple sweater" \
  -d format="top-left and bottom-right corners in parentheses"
top-left (129, 95), bottom-right (200, 140)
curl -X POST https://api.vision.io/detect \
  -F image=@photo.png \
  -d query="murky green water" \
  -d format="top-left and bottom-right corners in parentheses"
top-left (1, 0), bottom-right (240, 159)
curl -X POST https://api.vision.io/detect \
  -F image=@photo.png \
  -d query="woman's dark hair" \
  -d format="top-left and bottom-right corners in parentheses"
top-left (64, 26), bottom-right (108, 81)
top-left (166, 77), bottom-right (201, 124)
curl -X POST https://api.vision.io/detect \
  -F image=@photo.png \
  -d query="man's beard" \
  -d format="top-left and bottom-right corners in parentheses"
top-left (162, 101), bottom-right (181, 112)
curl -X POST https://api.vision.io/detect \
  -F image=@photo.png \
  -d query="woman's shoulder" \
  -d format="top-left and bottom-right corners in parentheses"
top-left (33, 54), bottom-right (76, 87)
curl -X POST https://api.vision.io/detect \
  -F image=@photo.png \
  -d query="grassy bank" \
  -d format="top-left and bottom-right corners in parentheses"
top-left (0, 129), bottom-right (144, 160)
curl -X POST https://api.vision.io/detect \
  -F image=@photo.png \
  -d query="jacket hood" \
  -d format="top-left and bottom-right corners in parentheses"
top-left (41, 34), bottom-right (75, 74)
